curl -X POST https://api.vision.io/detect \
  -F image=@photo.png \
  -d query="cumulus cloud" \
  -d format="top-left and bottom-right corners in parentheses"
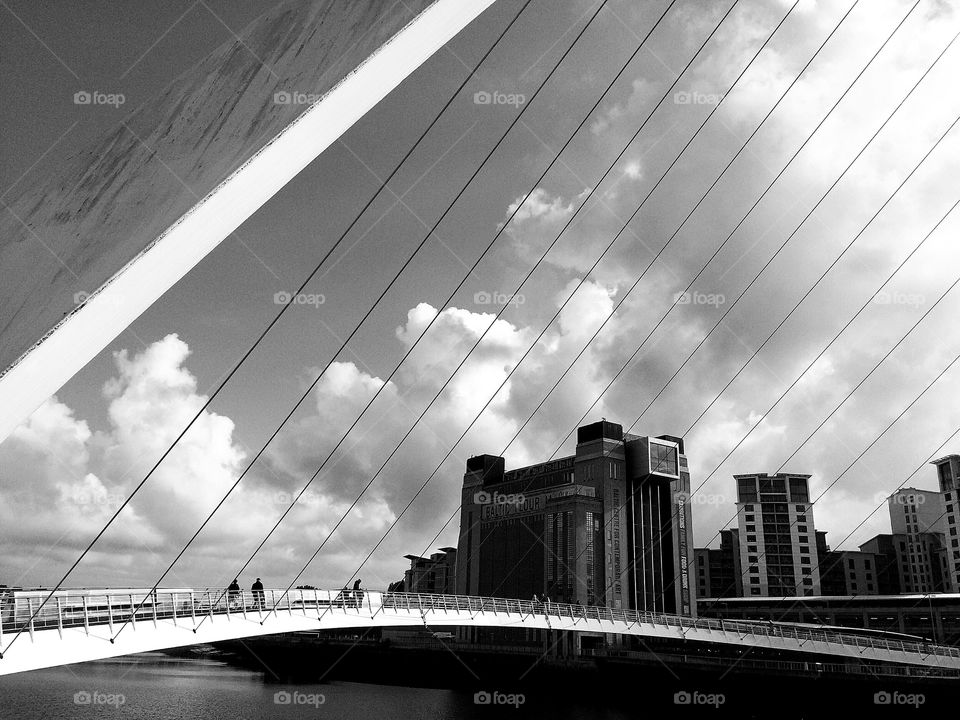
top-left (4, 0), bottom-right (960, 595)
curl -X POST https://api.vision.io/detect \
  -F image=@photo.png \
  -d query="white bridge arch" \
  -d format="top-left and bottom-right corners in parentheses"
top-left (2, 588), bottom-right (959, 676)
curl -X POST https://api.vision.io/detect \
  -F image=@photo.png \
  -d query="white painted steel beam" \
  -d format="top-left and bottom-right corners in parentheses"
top-left (0, 0), bottom-right (496, 442)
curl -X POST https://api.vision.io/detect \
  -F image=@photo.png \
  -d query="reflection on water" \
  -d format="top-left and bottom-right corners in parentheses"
top-left (0, 651), bottom-right (633, 719)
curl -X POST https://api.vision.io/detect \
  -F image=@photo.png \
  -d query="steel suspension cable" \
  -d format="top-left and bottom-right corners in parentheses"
top-left (547, 0), bottom-right (921, 459)
top-left (608, 192), bottom-right (960, 609)
top-left (445, 7), bottom-right (949, 611)
top-left (797, 426), bottom-right (960, 640)
top-left (105, 0), bottom-right (623, 643)
top-left (425, 0), bottom-right (885, 587)
top-left (277, 0), bottom-right (745, 615)
top-left (0, 0), bottom-right (540, 656)
top-left (714, 356), bottom-right (960, 676)
top-left (584, 103), bottom-right (960, 610)
top-left (181, 0), bottom-right (681, 634)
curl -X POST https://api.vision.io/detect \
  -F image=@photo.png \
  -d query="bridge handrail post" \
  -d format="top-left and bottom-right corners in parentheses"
top-left (107, 595), bottom-right (114, 635)
top-left (56, 596), bottom-right (63, 638)
top-left (153, 592), bottom-right (159, 628)
top-left (81, 596), bottom-right (90, 636)
top-left (129, 593), bottom-right (136, 630)
top-left (171, 592), bottom-right (178, 627)
top-left (27, 597), bottom-right (35, 641)
top-left (206, 591), bottom-right (213, 624)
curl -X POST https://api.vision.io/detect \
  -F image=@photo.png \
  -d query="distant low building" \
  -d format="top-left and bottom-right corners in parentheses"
top-left (401, 547), bottom-right (457, 595)
top-left (857, 534), bottom-right (903, 595)
top-left (818, 549), bottom-right (880, 596)
top-left (698, 594), bottom-right (960, 646)
top-left (694, 529), bottom-right (740, 599)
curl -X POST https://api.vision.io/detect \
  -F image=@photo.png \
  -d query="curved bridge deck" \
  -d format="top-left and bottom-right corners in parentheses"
top-left (2, 589), bottom-right (958, 676)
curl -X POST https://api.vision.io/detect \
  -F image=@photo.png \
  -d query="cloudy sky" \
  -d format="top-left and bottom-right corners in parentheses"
top-left (2, 0), bottom-right (959, 594)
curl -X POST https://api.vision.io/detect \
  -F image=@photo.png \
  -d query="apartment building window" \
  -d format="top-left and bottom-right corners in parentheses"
top-left (790, 479), bottom-right (809, 502)
top-left (738, 478), bottom-right (758, 502)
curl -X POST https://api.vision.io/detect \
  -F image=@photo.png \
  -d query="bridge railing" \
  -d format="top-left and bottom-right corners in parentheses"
top-left (3, 588), bottom-right (960, 664)
top-left (380, 592), bottom-right (960, 663)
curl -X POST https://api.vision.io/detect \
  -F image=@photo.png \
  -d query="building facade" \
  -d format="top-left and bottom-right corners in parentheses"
top-left (819, 550), bottom-right (881, 596)
top-left (455, 421), bottom-right (696, 615)
top-left (858, 534), bottom-right (903, 595)
top-left (694, 529), bottom-right (741, 599)
top-left (888, 487), bottom-right (951, 593)
top-left (401, 547), bottom-right (457, 594)
top-left (734, 473), bottom-right (821, 597)
top-left (932, 455), bottom-right (960, 592)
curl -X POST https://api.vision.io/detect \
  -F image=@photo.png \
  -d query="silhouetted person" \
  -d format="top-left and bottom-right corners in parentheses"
top-left (227, 579), bottom-right (240, 608)
top-left (252, 578), bottom-right (265, 609)
top-left (353, 579), bottom-right (363, 608)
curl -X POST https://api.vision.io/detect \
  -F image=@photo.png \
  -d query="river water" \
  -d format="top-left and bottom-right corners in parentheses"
top-left (0, 653), bottom-right (635, 719)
